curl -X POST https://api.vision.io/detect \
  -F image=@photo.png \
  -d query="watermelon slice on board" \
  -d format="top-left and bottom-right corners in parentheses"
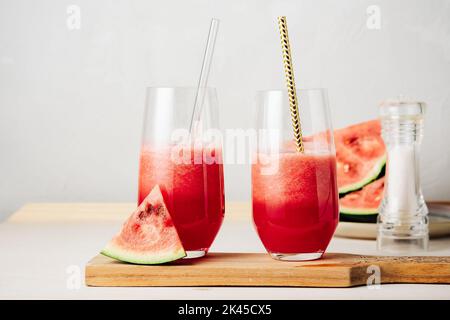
top-left (335, 120), bottom-right (386, 195)
top-left (101, 185), bottom-right (186, 264)
top-left (339, 178), bottom-right (385, 223)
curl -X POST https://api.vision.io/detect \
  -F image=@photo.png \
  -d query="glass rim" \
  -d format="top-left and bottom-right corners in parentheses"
top-left (145, 86), bottom-right (217, 91)
top-left (256, 88), bottom-right (327, 95)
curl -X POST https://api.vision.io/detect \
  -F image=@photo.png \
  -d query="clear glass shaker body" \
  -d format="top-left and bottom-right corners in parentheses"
top-left (377, 99), bottom-right (429, 253)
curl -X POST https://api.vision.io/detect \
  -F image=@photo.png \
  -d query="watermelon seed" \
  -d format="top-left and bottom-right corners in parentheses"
top-left (138, 204), bottom-right (153, 219)
top-left (156, 205), bottom-right (164, 216)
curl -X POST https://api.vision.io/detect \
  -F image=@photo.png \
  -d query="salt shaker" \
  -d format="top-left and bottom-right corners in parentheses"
top-left (377, 99), bottom-right (429, 253)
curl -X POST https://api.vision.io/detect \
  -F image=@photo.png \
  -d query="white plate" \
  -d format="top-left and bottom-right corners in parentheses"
top-left (335, 202), bottom-right (450, 240)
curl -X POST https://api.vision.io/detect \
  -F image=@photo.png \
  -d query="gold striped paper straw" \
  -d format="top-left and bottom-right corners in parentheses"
top-left (277, 16), bottom-right (304, 153)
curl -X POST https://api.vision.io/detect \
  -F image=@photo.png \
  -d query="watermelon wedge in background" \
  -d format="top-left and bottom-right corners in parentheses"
top-left (339, 178), bottom-right (385, 223)
top-left (102, 185), bottom-right (186, 264)
top-left (335, 120), bottom-right (386, 223)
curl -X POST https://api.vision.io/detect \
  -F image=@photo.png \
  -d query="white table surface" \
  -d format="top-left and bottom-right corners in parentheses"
top-left (1, 204), bottom-right (450, 300)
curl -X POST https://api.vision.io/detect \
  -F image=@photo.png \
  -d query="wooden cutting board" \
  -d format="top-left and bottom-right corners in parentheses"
top-left (85, 253), bottom-right (450, 288)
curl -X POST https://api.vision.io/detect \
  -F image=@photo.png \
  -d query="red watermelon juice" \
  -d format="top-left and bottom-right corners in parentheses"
top-left (252, 151), bottom-right (339, 260)
top-left (138, 145), bottom-right (225, 257)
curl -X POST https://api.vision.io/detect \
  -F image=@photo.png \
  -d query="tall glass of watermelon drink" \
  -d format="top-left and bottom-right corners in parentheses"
top-left (139, 87), bottom-right (225, 258)
top-left (252, 89), bottom-right (339, 261)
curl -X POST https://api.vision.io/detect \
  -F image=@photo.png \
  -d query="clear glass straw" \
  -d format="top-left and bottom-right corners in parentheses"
top-left (189, 18), bottom-right (220, 137)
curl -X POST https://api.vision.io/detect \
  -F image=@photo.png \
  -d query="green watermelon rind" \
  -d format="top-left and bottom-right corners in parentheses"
top-left (338, 155), bottom-right (386, 195)
top-left (101, 245), bottom-right (186, 265)
top-left (339, 206), bottom-right (378, 215)
top-left (339, 212), bottom-right (378, 223)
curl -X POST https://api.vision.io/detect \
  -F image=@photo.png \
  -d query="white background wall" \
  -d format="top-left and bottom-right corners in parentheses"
top-left (1, 0), bottom-right (450, 219)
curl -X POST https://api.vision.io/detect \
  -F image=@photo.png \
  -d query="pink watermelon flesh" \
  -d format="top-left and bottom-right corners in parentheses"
top-left (335, 120), bottom-right (386, 194)
top-left (101, 185), bottom-right (186, 264)
top-left (340, 177), bottom-right (385, 215)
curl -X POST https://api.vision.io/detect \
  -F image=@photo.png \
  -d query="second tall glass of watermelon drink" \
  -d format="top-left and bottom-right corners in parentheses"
top-left (252, 89), bottom-right (339, 261)
top-left (138, 87), bottom-right (225, 258)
